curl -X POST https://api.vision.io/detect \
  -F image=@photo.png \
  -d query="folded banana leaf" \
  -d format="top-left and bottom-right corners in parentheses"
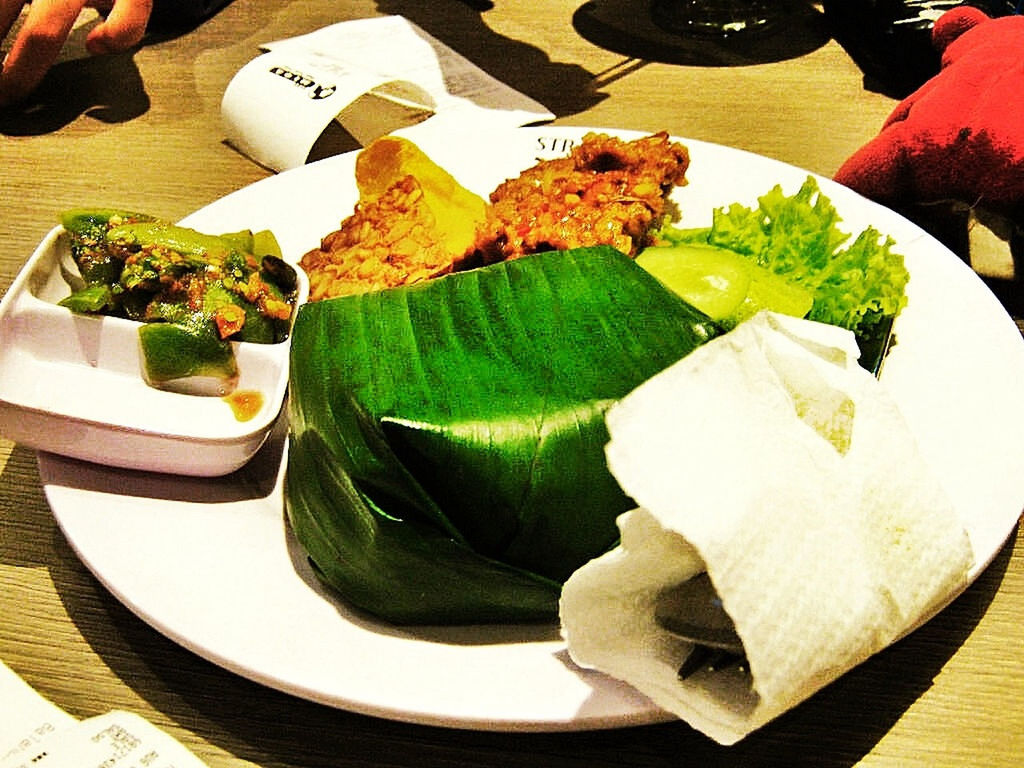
top-left (286, 246), bottom-right (720, 624)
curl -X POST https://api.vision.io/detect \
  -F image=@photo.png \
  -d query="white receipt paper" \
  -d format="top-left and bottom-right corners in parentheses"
top-left (221, 15), bottom-right (554, 172)
top-left (0, 660), bottom-right (207, 768)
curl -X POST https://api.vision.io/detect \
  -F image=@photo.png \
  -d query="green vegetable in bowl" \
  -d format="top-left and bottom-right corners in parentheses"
top-left (138, 321), bottom-right (239, 384)
top-left (59, 209), bottom-right (299, 394)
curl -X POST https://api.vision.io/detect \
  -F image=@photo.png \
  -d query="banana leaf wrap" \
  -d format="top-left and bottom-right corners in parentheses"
top-left (286, 246), bottom-right (720, 624)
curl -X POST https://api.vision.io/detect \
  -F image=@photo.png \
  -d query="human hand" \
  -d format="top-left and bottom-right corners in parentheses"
top-left (0, 0), bottom-right (153, 106)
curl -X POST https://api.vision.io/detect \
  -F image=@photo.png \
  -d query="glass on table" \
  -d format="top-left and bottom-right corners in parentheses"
top-left (650, 0), bottom-right (781, 36)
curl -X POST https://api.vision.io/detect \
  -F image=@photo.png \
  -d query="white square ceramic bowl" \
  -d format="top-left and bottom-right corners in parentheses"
top-left (0, 226), bottom-right (307, 476)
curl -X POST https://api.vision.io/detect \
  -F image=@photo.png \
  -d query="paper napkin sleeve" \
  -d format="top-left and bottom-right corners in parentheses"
top-left (221, 16), bottom-right (553, 172)
top-left (559, 312), bottom-right (973, 745)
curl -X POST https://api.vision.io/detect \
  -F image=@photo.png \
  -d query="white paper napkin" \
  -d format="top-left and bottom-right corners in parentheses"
top-left (560, 312), bottom-right (974, 744)
top-left (221, 15), bottom-right (554, 172)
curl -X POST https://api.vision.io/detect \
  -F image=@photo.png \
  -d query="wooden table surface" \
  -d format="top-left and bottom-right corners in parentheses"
top-left (1, 1), bottom-right (1021, 766)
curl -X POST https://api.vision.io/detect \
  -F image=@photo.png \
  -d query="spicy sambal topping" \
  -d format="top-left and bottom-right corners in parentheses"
top-left (471, 131), bottom-right (690, 262)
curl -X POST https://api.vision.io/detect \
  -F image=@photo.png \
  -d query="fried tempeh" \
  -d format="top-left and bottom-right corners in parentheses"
top-left (300, 136), bottom-right (488, 301)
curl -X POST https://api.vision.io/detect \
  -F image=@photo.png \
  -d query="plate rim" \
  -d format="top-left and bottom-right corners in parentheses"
top-left (38, 125), bottom-right (1024, 731)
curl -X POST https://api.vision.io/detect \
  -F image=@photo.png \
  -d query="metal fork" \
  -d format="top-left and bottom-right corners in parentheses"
top-left (654, 572), bottom-right (748, 680)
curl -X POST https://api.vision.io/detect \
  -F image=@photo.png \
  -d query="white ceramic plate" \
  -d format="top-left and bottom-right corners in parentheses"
top-left (39, 127), bottom-right (1024, 731)
top-left (0, 222), bottom-right (307, 477)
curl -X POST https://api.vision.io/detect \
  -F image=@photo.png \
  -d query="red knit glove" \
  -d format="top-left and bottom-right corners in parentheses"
top-left (834, 7), bottom-right (1024, 225)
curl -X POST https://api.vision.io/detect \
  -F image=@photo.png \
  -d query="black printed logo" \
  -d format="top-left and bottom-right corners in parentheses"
top-left (268, 65), bottom-right (337, 100)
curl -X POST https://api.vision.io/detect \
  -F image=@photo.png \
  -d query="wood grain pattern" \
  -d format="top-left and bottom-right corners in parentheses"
top-left (2, 2), bottom-right (1022, 765)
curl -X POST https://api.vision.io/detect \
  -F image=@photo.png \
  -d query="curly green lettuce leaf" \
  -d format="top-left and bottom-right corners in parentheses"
top-left (656, 176), bottom-right (909, 340)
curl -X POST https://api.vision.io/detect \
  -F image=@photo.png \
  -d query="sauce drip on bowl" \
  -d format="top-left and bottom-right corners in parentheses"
top-left (224, 389), bottom-right (264, 421)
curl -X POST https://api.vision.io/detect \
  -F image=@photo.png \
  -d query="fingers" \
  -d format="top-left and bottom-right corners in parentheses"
top-left (0, 0), bottom-right (87, 106)
top-left (0, 0), bottom-right (153, 106)
top-left (85, 0), bottom-right (152, 55)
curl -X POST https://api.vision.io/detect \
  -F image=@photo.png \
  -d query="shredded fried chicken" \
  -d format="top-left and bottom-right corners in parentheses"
top-left (471, 131), bottom-right (690, 262)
